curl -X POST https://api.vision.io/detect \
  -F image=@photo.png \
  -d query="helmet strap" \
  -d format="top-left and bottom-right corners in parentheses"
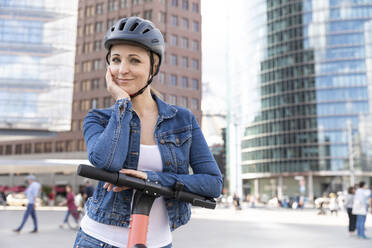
top-left (130, 52), bottom-right (155, 98)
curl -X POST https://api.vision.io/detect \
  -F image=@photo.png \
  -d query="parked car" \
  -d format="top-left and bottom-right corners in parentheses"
top-left (6, 193), bottom-right (41, 207)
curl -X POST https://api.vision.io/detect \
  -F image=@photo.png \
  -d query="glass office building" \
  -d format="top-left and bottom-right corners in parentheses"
top-left (0, 0), bottom-right (77, 134)
top-left (228, 0), bottom-right (372, 199)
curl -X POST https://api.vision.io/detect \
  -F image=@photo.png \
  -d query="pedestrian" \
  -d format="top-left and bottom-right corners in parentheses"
top-left (83, 179), bottom-right (94, 205)
top-left (352, 181), bottom-right (371, 239)
top-left (73, 16), bottom-right (222, 248)
top-left (59, 185), bottom-right (80, 228)
top-left (344, 186), bottom-right (356, 235)
top-left (233, 193), bottom-right (241, 210)
top-left (329, 192), bottom-right (339, 216)
top-left (13, 175), bottom-right (41, 233)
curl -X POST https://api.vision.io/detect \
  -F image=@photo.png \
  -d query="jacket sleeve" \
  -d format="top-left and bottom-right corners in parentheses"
top-left (83, 98), bottom-right (133, 172)
top-left (145, 113), bottom-right (223, 198)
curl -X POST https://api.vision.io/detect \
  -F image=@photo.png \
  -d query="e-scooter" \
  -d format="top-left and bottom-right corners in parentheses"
top-left (77, 164), bottom-right (216, 248)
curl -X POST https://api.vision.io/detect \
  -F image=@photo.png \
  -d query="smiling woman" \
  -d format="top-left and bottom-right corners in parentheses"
top-left (73, 16), bottom-right (222, 248)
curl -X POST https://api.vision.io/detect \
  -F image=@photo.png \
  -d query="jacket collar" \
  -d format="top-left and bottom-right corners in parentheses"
top-left (152, 94), bottom-right (177, 120)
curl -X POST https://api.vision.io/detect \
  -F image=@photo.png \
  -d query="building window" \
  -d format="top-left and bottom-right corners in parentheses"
top-left (77, 26), bottom-right (83, 37)
top-left (93, 59), bottom-right (102, 71)
top-left (15, 144), bottom-right (22, 154)
top-left (192, 59), bottom-right (199, 70)
top-left (191, 98), bottom-right (198, 109)
top-left (171, 0), bottom-right (178, 7)
top-left (171, 34), bottom-right (178, 46)
top-left (168, 95), bottom-right (177, 105)
top-left (182, 0), bottom-right (188, 10)
top-left (94, 40), bottom-right (102, 51)
top-left (80, 100), bottom-right (91, 112)
top-left (66, 141), bottom-right (74, 152)
top-left (56, 142), bottom-right (64, 152)
top-left (181, 76), bottom-right (188, 88)
top-left (170, 74), bottom-right (177, 86)
top-left (191, 78), bottom-right (199, 90)
top-left (85, 5), bottom-right (95, 17)
top-left (35, 143), bottom-right (43, 153)
top-left (158, 72), bottom-right (165, 84)
top-left (181, 56), bottom-right (188, 68)
top-left (96, 3), bottom-right (104, 14)
top-left (82, 61), bottom-right (92, 72)
top-left (78, 140), bottom-right (86, 151)
top-left (180, 96), bottom-right (188, 107)
top-left (78, 8), bottom-right (84, 19)
top-left (73, 101), bottom-right (79, 112)
top-left (182, 18), bottom-right (189, 29)
top-left (91, 78), bottom-right (100, 89)
top-left (193, 21), bottom-right (199, 32)
top-left (181, 37), bottom-right (188, 49)
top-left (24, 144), bottom-right (31, 154)
top-left (120, 0), bottom-right (128, 8)
top-left (79, 120), bottom-right (84, 131)
top-left (159, 12), bottom-right (167, 24)
top-left (81, 80), bottom-right (90, 92)
top-left (84, 23), bottom-right (94, 35)
top-left (192, 2), bottom-right (199, 13)
top-left (91, 98), bottom-right (98, 109)
top-left (132, 0), bottom-right (140, 5)
top-left (83, 42), bottom-right (93, 53)
top-left (104, 96), bottom-right (113, 107)
top-left (108, 0), bottom-right (118, 11)
top-left (192, 40), bottom-right (199, 51)
top-left (171, 15), bottom-right (178, 26)
top-left (144, 10), bottom-right (152, 20)
top-left (95, 22), bottom-right (104, 33)
top-left (170, 54), bottom-right (178, 65)
top-left (44, 142), bottom-right (52, 153)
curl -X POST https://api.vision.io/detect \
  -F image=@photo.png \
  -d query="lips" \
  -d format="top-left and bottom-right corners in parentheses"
top-left (117, 78), bottom-right (134, 84)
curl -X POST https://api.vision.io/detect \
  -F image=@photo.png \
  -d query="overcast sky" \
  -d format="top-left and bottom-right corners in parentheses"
top-left (201, 0), bottom-right (228, 113)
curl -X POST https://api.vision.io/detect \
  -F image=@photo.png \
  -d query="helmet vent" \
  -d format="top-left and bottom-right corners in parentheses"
top-left (130, 22), bottom-right (139, 31)
top-left (119, 22), bottom-right (126, 30)
top-left (143, 28), bottom-right (150, 34)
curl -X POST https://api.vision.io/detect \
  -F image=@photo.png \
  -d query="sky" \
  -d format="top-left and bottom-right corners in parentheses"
top-left (201, 0), bottom-right (228, 115)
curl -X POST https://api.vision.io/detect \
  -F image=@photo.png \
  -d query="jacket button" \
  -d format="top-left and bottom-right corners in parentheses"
top-left (175, 138), bottom-right (180, 144)
top-left (167, 202), bottom-right (173, 207)
top-left (160, 139), bottom-right (165, 144)
top-left (166, 161), bottom-right (171, 166)
top-left (173, 223), bottom-right (177, 229)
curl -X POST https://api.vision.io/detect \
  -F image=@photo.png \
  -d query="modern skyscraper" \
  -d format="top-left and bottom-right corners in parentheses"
top-left (0, 0), bottom-right (77, 141)
top-left (0, 0), bottom-right (202, 156)
top-left (227, 0), bottom-right (372, 199)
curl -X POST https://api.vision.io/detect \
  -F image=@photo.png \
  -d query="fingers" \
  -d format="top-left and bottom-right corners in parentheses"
top-left (119, 169), bottom-right (148, 180)
top-left (113, 186), bottom-right (129, 192)
top-left (103, 182), bottom-right (114, 192)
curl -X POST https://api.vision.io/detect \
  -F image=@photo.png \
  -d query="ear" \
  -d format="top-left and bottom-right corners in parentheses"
top-left (152, 54), bottom-right (160, 75)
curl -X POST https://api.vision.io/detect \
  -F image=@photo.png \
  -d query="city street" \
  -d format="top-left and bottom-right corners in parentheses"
top-left (0, 206), bottom-right (371, 248)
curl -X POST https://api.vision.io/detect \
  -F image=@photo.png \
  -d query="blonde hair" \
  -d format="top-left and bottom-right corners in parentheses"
top-left (150, 88), bottom-right (163, 100)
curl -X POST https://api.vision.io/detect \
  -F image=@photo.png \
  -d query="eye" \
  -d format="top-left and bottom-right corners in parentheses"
top-left (111, 57), bottom-right (120, 63)
top-left (131, 58), bottom-right (140, 63)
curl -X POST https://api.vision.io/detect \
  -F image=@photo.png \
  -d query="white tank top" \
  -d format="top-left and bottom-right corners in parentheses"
top-left (80, 144), bottom-right (172, 248)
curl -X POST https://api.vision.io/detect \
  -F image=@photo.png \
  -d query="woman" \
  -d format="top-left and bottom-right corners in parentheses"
top-left (73, 16), bottom-right (222, 248)
top-left (59, 184), bottom-right (80, 229)
top-left (344, 186), bottom-right (356, 235)
top-left (352, 181), bottom-right (371, 239)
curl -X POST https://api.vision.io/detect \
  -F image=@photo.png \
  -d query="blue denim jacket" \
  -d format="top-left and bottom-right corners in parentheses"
top-left (83, 94), bottom-right (222, 231)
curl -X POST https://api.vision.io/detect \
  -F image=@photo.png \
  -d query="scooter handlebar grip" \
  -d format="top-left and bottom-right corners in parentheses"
top-left (77, 164), bottom-right (118, 185)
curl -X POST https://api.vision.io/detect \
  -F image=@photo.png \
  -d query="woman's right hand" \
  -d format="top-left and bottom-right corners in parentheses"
top-left (106, 67), bottom-right (130, 101)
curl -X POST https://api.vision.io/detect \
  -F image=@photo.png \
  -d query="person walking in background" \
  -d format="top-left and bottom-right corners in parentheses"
top-left (82, 179), bottom-right (94, 205)
top-left (352, 181), bottom-right (371, 239)
top-left (345, 186), bottom-right (356, 236)
top-left (59, 184), bottom-right (80, 229)
top-left (233, 193), bottom-right (241, 210)
top-left (13, 175), bottom-right (41, 233)
top-left (329, 192), bottom-right (339, 216)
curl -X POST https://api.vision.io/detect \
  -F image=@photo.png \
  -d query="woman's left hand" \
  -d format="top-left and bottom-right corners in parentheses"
top-left (103, 169), bottom-right (148, 193)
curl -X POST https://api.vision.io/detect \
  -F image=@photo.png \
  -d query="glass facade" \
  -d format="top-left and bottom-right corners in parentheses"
top-left (0, 0), bottom-right (77, 131)
top-left (233, 0), bottom-right (372, 176)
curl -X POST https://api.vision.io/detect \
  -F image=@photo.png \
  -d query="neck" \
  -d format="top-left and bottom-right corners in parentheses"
top-left (132, 89), bottom-right (157, 117)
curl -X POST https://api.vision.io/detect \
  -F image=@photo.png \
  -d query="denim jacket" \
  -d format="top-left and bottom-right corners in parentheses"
top-left (83, 94), bottom-right (222, 231)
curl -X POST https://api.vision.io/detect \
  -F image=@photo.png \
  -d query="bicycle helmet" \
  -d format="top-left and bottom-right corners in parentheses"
top-left (104, 17), bottom-right (165, 98)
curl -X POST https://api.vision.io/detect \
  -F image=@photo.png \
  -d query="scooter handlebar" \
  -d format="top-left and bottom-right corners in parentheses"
top-left (77, 164), bottom-right (216, 209)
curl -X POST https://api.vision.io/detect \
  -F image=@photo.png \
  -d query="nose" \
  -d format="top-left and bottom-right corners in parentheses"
top-left (118, 61), bottom-right (130, 75)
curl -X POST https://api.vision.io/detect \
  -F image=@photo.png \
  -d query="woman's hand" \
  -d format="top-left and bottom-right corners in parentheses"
top-left (106, 67), bottom-right (130, 101)
top-left (103, 169), bottom-right (148, 193)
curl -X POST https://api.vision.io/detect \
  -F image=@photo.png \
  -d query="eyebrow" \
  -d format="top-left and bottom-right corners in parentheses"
top-left (111, 53), bottom-right (141, 58)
